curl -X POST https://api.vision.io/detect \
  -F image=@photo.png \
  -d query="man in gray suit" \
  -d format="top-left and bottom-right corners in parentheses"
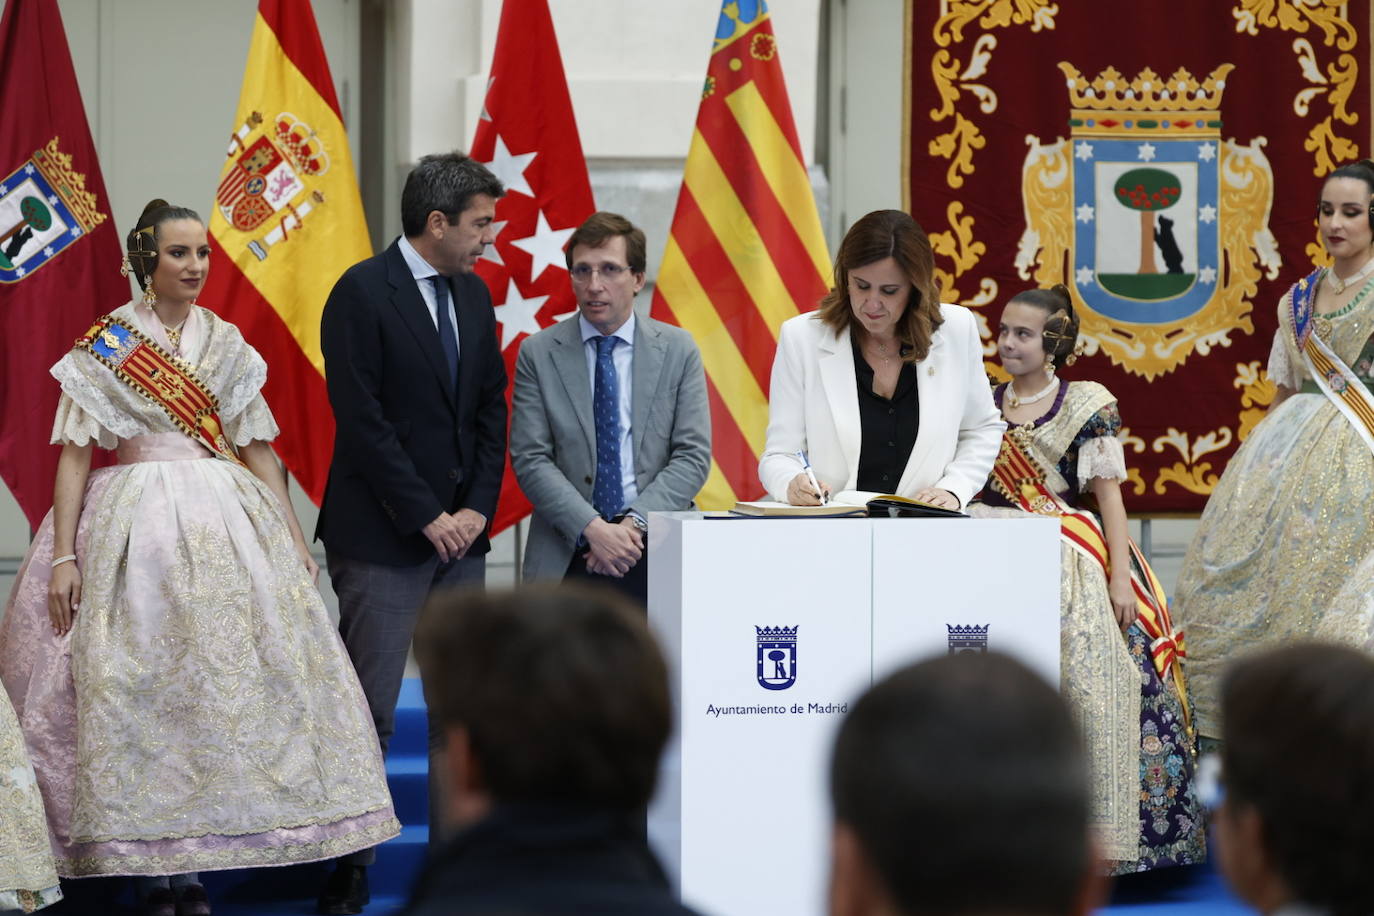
top-left (511, 211), bottom-right (710, 605)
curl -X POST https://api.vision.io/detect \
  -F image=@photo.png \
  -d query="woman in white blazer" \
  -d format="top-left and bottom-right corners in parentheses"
top-left (759, 210), bottom-right (1004, 508)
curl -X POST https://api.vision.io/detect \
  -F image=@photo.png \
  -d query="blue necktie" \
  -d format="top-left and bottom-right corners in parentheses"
top-left (430, 275), bottom-right (459, 390)
top-left (592, 335), bottom-right (624, 520)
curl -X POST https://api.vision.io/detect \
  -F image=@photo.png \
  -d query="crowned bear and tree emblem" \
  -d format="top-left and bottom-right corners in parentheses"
top-left (1017, 64), bottom-right (1279, 380)
top-left (1113, 167), bottom-right (1183, 280)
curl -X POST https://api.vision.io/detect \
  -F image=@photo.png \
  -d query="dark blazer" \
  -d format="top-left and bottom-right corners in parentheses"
top-left (401, 803), bottom-right (703, 916)
top-left (316, 240), bottom-right (508, 566)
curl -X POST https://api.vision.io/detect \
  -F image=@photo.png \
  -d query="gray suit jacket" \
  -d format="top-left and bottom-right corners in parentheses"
top-left (510, 313), bottom-right (711, 581)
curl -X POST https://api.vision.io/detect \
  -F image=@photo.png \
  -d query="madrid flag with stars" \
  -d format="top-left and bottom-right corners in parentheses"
top-left (651, 0), bottom-right (830, 509)
top-left (471, 0), bottom-right (596, 536)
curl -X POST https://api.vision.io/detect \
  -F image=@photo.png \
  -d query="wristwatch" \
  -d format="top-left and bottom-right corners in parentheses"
top-left (615, 512), bottom-right (649, 534)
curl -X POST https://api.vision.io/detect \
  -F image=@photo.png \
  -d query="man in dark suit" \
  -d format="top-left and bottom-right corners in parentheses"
top-left (315, 151), bottom-right (507, 915)
top-left (404, 584), bottom-right (703, 916)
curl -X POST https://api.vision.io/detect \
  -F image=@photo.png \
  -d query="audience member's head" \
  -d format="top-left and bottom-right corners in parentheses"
top-left (1217, 643), bottom-right (1374, 915)
top-left (415, 585), bottom-right (671, 827)
top-left (829, 652), bottom-right (1097, 916)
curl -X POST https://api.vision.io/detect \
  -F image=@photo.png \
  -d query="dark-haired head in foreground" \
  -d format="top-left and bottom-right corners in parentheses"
top-left (829, 652), bottom-right (1099, 916)
top-left (1216, 642), bottom-right (1374, 916)
top-left (406, 585), bottom-right (698, 916)
top-left (417, 584), bottom-right (670, 819)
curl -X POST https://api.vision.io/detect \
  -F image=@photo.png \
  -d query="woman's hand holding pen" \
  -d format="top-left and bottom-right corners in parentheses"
top-left (787, 472), bottom-right (832, 506)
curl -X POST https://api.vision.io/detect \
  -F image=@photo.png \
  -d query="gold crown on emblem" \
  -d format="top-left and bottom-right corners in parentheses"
top-left (273, 114), bottom-right (330, 177)
top-left (1059, 63), bottom-right (1233, 112)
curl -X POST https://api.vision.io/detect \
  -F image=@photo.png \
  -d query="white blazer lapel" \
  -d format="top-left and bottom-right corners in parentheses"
top-left (819, 323), bottom-right (861, 486)
top-left (896, 328), bottom-right (948, 495)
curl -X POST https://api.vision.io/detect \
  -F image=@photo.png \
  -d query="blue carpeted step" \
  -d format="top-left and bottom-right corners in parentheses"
top-left (388, 678), bottom-right (430, 758)
top-left (385, 753), bottom-right (430, 826)
top-left (369, 824), bottom-right (429, 898)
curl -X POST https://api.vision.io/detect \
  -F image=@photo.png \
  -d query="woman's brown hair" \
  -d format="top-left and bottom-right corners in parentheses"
top-left (816, 210), bottom-right (943, 362)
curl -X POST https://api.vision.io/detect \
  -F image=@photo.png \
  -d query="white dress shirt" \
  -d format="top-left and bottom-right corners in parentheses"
top-left (398, 235), bottom-right (461, 361)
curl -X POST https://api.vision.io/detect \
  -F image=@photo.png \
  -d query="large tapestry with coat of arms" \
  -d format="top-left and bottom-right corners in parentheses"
top-left (905, 0), bottom-right (1370, 513)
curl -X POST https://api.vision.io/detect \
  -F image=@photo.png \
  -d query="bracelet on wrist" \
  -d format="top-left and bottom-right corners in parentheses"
top-left (51, 554), bottom-right (77, 569)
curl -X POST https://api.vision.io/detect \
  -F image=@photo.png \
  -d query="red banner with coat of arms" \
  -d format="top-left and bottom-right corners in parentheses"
top-left (905, 0), bottom-right (1370, 513)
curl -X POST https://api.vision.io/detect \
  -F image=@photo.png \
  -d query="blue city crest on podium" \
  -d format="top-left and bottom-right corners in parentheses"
top-left (756, 625), bottom-right (798, 690)
top-left (947, 624), bottom-right (989, 654)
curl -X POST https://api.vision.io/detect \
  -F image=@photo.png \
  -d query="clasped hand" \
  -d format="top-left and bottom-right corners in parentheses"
top-left (582, 516), bottom-right (643, 577)
top-left (422, 508), bottom-right (487, 563)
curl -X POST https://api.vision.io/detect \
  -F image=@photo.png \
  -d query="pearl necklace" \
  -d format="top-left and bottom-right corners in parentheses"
top-left (1325, 256), bottom-right (1374, 294)
top-left (1005, 376), bottom-right (1059, 408)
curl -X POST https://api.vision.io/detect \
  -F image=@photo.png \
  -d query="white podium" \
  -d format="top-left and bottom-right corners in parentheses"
top-left (646, 513), bottom-right (1060, 916)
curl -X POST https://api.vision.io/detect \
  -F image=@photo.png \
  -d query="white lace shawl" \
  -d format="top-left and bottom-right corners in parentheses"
top-left (49, 303), bottom-right (280, 448)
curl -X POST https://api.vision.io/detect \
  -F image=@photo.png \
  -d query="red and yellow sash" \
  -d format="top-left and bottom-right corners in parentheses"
top-left (76, 316), bottom-right (244, 466)
top-left (991, 433), bottom-right (1190, 724)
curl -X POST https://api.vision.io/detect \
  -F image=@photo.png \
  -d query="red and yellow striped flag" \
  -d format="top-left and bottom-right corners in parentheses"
top-left (199, 0), bottom-right (369, 501)
top-left (649, 1), bottom-right (830, 509)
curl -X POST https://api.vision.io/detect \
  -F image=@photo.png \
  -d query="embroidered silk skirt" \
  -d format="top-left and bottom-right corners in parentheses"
top-left (0, 435), bottom-right (399, 876)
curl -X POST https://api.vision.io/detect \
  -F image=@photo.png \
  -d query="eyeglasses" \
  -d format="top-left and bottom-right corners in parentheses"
top-left (570, 264), bottom-right (634, 283)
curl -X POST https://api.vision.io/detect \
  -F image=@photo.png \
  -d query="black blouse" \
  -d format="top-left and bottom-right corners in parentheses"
top-left (851, 336), bottom-right (920, 493)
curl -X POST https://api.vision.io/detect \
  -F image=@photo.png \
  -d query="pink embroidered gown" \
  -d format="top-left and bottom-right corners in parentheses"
top-left (0, 302), bottom-right (399, 877)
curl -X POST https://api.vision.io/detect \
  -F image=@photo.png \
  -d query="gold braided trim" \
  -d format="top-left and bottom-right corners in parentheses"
top-left (56, 816), bottom-right (401, 878)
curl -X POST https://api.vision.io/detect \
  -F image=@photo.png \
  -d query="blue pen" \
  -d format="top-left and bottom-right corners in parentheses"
top-left (796, 450), bottom-right (828, 505)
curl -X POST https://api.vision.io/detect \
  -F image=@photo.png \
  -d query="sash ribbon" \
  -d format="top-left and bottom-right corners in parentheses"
top-left (1290, 269), bottom-right (1374, 455)
top-left (991, 433), bottom-right (1191, 726)
top-left (75, 316), bottom-right (245, 466)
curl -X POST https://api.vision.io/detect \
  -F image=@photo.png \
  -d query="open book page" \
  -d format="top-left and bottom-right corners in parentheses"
top-left (729, 500), bottom-right (867, 517)
top-left (829, 490), bottom-right (883, 507)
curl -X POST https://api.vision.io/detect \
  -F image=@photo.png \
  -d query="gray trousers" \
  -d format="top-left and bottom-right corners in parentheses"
top-left (327, 549), bottom-right (486, 865)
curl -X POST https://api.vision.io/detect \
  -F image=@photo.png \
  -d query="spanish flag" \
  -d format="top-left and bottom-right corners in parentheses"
top-left (649, 1), bottom-right (830, 509)
top-left (199, 0), bottom-right (369, 501)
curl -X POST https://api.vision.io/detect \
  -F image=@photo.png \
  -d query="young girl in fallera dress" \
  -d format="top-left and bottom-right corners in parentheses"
top-left (969, 286), bottom-right (1205, 873)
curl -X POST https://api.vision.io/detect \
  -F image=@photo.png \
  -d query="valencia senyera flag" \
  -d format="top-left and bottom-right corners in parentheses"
top-left (650, 0), bottom-right (830, 509)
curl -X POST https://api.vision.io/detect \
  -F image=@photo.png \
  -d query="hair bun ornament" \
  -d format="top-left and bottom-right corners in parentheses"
top-left (1063, 342), bottom-right (1084, 367)
top-left (1049, 283), bottom-right (1076, 318)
